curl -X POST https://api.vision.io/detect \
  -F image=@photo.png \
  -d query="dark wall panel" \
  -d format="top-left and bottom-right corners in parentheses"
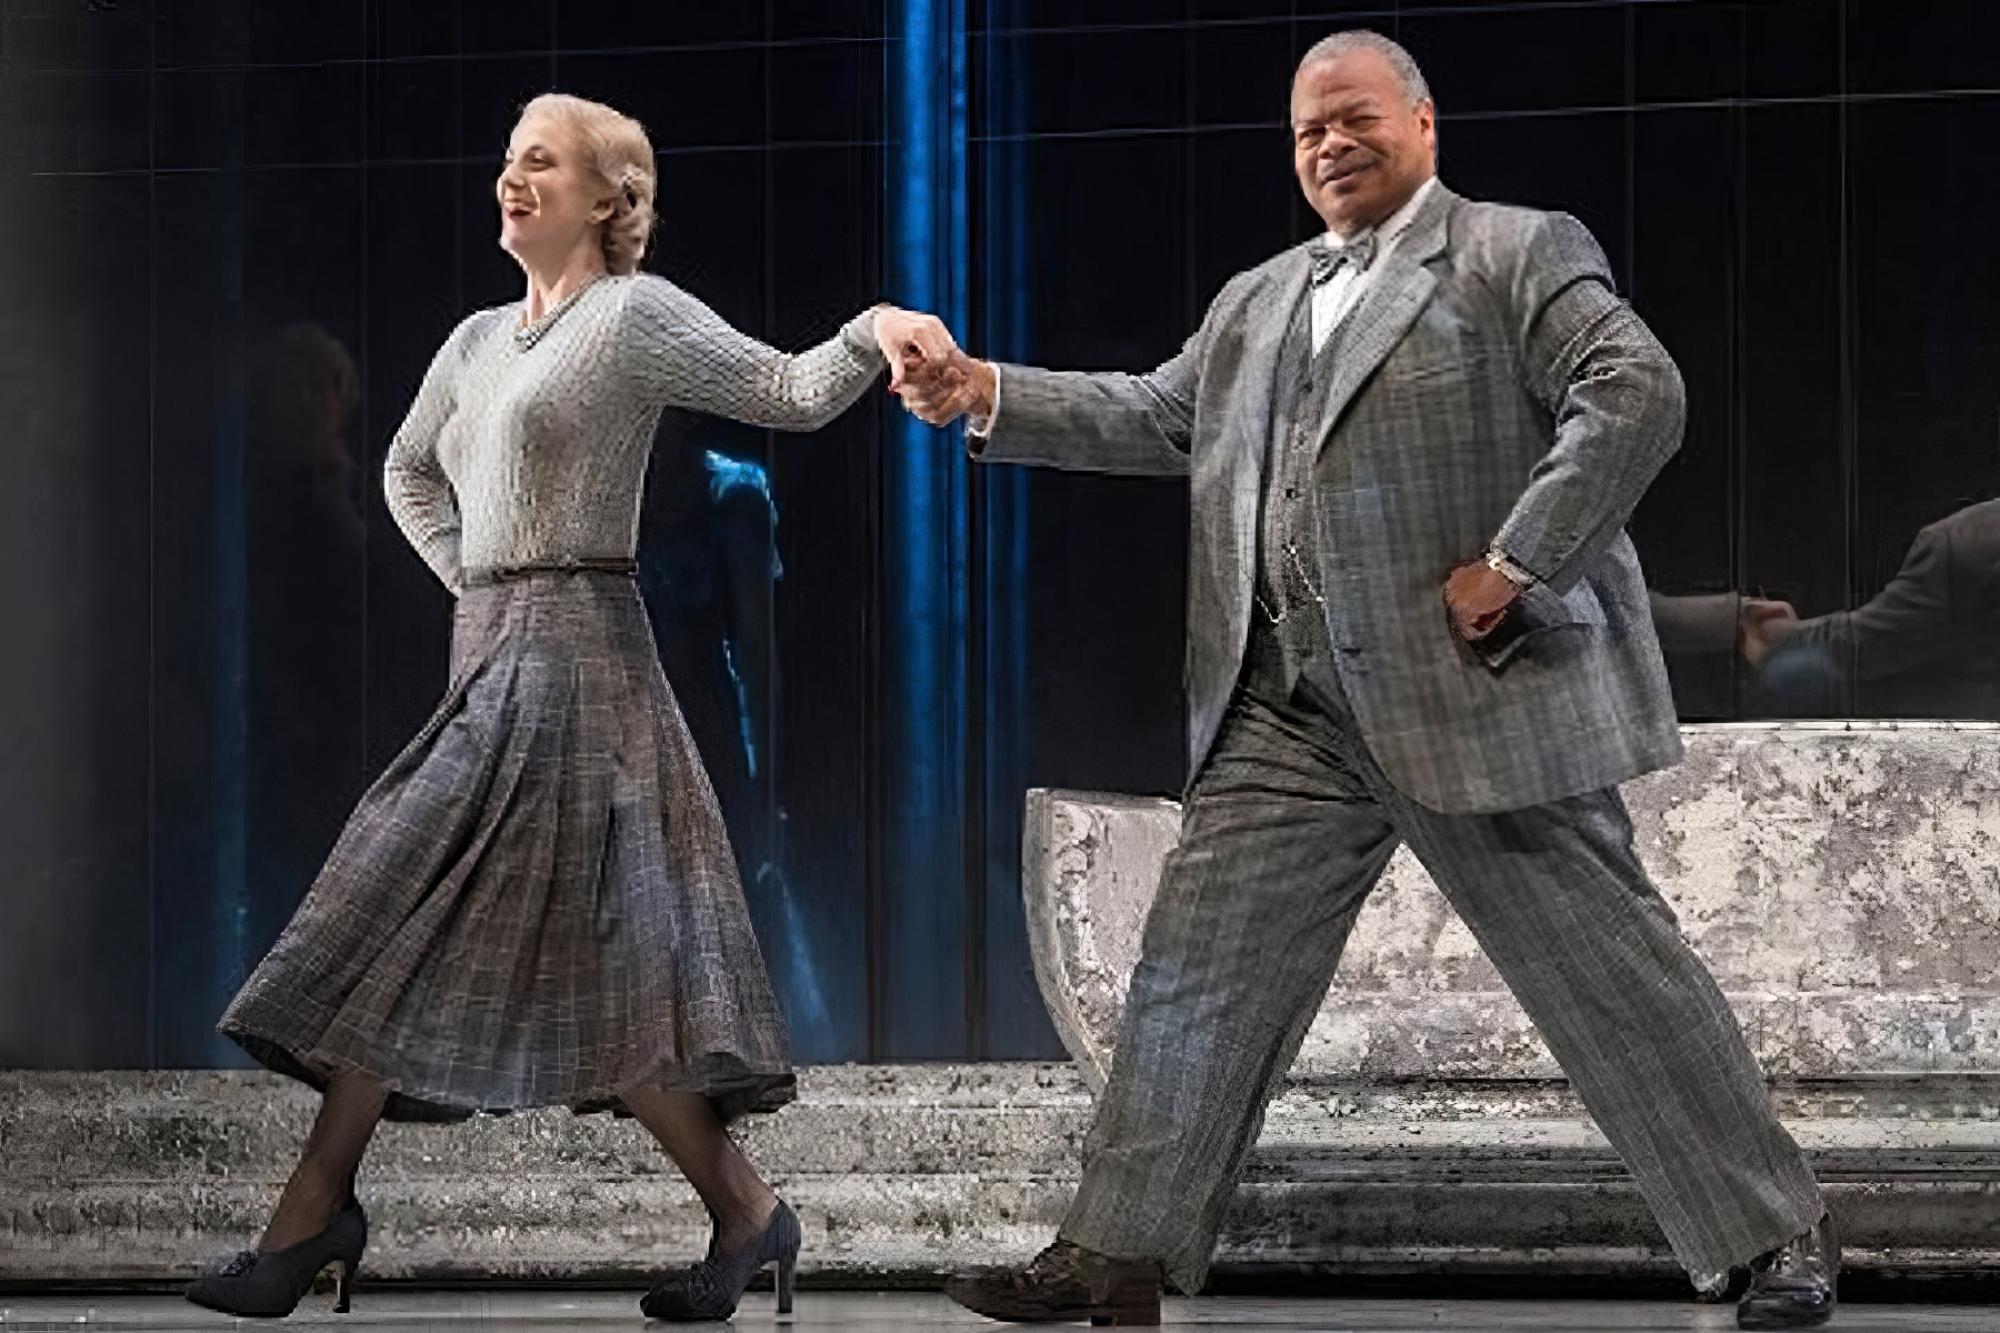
top-left (6, 0), bottom-right (1995, 1068)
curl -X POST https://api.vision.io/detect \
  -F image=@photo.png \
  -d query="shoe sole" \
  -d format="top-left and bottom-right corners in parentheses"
top-left (1737, 1303), bottom-right (1834, 1329)
top-left (945, 1285), bottom-right (1160, 1325)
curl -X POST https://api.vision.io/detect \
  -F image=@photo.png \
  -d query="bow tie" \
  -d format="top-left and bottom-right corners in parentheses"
top-left (1310, 233), bottom-right (1378, 286)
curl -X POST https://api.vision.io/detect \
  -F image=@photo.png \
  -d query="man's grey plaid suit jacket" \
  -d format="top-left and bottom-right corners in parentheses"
top-left (973, 182), bottom-right (1686, 814)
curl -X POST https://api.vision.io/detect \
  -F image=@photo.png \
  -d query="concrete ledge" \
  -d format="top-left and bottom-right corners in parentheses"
top-left (7, 1068), bottom-right (2000, 1286)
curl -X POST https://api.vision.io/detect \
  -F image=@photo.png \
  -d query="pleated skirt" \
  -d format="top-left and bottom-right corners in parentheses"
top-left (220, 567), bottom-right (795, 1122)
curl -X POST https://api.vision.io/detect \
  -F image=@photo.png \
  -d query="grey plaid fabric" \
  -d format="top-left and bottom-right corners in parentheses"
top-left (220, 569), bottom-right (794, 1123)
top-left (973, 183), bottom-right (1685, 815)
top-left (1058, 657), bottom-right (1825, 1292)
top-left (1254, 284), bottom-right (1338, 693)
top-left (973, 178), bottom-right (1824, 1294)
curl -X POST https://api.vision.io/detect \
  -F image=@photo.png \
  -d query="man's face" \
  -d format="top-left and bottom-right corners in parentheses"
top-left (1290, 49), bottom-right (1436, 235)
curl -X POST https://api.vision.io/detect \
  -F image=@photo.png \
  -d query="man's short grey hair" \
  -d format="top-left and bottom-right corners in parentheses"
top-left (1295, 29), bottom-right (1431, 107)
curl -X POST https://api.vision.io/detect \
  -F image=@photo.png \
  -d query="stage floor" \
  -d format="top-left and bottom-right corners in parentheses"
top-left (0, 1291), bottom-right (1989, 1330)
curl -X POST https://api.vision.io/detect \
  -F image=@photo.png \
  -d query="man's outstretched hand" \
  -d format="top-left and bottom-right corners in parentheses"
top-left (898, 346), bottom-right (998, 428)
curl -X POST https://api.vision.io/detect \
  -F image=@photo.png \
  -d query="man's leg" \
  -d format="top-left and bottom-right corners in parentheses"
top-left (1055, 688), bottom-right (1402, 1296)
top-left (1390, 784), bottom-right (1825, 1280)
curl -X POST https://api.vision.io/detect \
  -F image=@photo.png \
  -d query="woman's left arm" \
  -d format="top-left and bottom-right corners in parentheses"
top-left (624, 276), bottom-right (943, 431)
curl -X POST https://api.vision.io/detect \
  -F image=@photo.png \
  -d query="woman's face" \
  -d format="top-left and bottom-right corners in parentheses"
top-left (496, 112), bottom-right (608, 262)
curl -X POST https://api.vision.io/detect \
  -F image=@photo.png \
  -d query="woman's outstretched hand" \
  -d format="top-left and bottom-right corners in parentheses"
top-left (873, 306), bottom-right (958, 391)
top-left (872, 307), bottom-right (996, 428)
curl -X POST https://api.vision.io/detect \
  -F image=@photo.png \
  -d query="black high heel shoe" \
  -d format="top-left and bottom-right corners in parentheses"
top-left (640, 1199), bottom-right (801, 1322)
top-left (186, 1193), bottom-right (368, 1318)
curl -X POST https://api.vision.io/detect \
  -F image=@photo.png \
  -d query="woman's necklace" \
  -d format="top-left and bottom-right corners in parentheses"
top-left (514, 273), bottom-right (607, 351)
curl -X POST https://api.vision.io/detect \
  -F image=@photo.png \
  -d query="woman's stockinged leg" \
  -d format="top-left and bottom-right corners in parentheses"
top-left (259, 1071), bottom-right (389, 1251)
top-left (622, 1086), bottom-right (778, 1250)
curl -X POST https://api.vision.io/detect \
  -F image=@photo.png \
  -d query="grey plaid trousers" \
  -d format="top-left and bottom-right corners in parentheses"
top-left (1057, 630), bottom-right (1825, 1294)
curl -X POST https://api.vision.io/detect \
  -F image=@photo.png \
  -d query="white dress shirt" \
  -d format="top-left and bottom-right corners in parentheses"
top-left (1310, 174), bottom-right (1437, 353)
top-left (969, 176), bottom-right (1441, 436)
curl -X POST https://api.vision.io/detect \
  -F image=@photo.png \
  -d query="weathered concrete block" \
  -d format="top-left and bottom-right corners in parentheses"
top-left (1024, 724), bottom-right (2000, 1091)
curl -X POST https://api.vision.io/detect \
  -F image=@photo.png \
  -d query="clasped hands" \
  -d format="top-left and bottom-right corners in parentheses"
top-left (870, 307), bottom-right (997, 427)
top-left (1738, 596), bottom-right (1799, 667)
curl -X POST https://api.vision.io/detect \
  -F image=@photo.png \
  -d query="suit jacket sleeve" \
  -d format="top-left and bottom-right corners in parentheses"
top-left (1787, 522), bottom-right (1957, 680)
top-left (965, 286), bottom-right (1235, 478)
top-left (1493, 214), bottom-right (1686, 593)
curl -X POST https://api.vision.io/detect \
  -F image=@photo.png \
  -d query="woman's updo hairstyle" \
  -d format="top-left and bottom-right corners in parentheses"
top-left (520, 92), bottom-right (657, 275)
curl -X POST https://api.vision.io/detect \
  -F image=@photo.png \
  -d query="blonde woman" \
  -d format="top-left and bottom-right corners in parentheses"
top-left (185, 93), bottom-right (952, 1322)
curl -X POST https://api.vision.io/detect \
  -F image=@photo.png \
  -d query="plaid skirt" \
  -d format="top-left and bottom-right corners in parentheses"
top-left (219, 567), bottom-right (796, 1123)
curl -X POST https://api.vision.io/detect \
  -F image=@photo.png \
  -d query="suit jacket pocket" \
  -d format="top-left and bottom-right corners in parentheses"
top-left (1467, 579), bottom-right (1606, 671)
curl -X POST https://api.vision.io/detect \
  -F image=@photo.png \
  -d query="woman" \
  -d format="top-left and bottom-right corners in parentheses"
top-left (185, 92), bottom-right (951, 1322)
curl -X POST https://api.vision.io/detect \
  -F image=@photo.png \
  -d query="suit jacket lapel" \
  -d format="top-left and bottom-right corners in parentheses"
top-left (1313, 183), bottom-right (1454, 455)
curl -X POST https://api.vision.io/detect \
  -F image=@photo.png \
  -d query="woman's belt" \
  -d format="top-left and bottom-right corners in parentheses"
top-left (460, 557), bottom-right (639, 587)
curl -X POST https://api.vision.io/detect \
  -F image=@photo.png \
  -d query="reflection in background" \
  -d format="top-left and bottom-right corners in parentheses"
top-left (244, 326), bottom-right (367, 968)
top-left (1746, 498), bottom-right (2000, 720)
top-left (1647, 590), bottom-right (1797, 718)
top-left (641, 438), bottom-right (835, 1058)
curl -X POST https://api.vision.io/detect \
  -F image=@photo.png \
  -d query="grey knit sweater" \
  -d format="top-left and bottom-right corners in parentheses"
top-left (384, 273), bottom-right (884, 592)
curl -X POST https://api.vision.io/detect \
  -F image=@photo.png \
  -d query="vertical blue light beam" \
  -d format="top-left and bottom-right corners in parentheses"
top-left (879, 0), bottom-right (971, 1057)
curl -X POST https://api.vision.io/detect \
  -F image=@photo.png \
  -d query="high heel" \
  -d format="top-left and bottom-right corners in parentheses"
top-left (186, 1194), bottom-right (368, 1319)
top-left (332, 1257), bottom-right (357, 1315)
top-left (776, 1252), bottom-right (796, 1315)
top-left (640, 1198), bottom-right (803, 1322)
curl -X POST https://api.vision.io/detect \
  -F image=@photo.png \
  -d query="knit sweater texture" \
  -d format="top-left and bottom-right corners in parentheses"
top-left (385, 273), bottom-right (883, 592)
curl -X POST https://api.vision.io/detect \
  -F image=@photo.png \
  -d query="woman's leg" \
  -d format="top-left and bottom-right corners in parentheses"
top-left (259, 1071), bottom-right (389, 1251)
top-left (622, 1087), bottom-right (778, 1251)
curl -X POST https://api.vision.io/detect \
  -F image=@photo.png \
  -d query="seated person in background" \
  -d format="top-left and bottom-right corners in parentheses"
top-left (1649, 590), bottom-right (1797, 659)
top-left (1743, 499), bottom-right (2000, 720)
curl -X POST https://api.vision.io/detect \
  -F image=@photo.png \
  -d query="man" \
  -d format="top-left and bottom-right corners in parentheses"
top-left (900, 30), bottom-right (1837, 1330)
top-left (1745, 498), bottom-right (2000, 719)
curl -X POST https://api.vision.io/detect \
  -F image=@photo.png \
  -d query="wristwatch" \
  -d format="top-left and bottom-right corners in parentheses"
top-left (1485, 546), bottom-right (1537, 589)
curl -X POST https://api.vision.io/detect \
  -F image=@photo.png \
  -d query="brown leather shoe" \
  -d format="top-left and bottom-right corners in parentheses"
top-left (1737, 1211), bottom-right (1839, 1329)
top-left (944, 1238), bottom-right (1161, 1326)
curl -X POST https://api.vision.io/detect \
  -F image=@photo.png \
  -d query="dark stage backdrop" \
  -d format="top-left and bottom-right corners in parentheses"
top-left (3, 0), bottom-right (1996, 1070)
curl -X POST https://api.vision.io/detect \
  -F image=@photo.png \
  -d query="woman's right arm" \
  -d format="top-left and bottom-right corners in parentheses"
top-left (384, 314), bottom-right (483, 593)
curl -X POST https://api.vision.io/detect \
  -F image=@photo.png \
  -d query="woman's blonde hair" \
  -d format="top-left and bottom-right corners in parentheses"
top-left (519, 92), bottom-right (657, 276)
